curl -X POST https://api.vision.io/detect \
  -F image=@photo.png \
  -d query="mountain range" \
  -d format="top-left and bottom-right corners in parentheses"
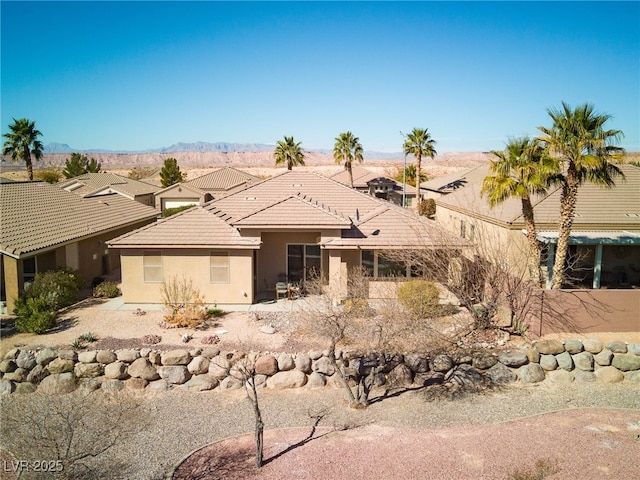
top-left (42, 141), bottom-right (401, 159)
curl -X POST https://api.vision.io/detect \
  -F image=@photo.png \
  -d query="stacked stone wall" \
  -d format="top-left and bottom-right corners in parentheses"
top-left (1, 339), bottom-right (639, 395)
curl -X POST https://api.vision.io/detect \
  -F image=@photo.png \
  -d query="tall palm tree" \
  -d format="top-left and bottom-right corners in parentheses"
top-left (404, 128), bottom-right (436, 205)
top-left (2, 118), bottom-right (44, 181)
top-left (538, 102), bottom-right (624, 289)
top-left (481, 137), bottom-right (558, 285)
top-left (273, 136), bottom-right (305, 170)
top-left (333, 131), bottom-right (363, 188)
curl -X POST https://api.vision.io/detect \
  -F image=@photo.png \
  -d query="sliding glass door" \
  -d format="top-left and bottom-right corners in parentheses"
top-left (287, 244), bottom-right (321, 283)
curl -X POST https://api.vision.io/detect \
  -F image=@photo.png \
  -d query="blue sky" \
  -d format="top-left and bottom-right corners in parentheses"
top-left (2, 1), bottom-right (638, 153)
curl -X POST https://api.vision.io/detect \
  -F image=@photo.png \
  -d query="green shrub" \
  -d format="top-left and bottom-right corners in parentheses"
top-left (163, 204), bottom-right (195, 218)
top-left (397, 280), bottom-right (440, 317)
top-left (14, 297), bottom-right (57, 334)
top-left (14, 269), bottom-right (84, 334)
top-left (206, 307), bottom-right (226, 318)
top-left (93, 281), bottom-right (121, 298)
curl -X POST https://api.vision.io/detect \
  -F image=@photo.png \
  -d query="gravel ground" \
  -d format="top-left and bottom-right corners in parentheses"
top-left (3, 380), bottom-right (637, 479)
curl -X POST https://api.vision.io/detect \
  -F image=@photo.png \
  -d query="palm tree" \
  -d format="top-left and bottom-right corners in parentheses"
top-left (333, 131), bottom-right (363, 188)
top-left (404, 128), bottom-right (436, 205)
top-left (481, 137), bottom-right (557, 285)
top-left (2, 118), bottom-right (44, 181)
top-left (274, 136), bottom-right (305, 170)
top-left (538, 102), bottom-right (624, 289)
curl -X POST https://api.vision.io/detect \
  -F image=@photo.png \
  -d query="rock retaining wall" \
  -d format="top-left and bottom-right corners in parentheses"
top-left (1, 339), bottom-right (639, 395)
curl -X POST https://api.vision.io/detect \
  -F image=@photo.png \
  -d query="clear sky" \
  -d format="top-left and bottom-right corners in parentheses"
top-left (2, 1), bottom-right (638, 153)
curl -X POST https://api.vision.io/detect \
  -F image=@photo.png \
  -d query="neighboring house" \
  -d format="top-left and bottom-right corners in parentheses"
top-left (0, 181), bottom-right (159, 312)
top-left (58, 172), bottom-right (158, 207)
top-left (154, 167), bottom-right (261, 211)
top-left (330, 166), bottom-right (418, 206)
top-left (108, 170), bottom-right (462, 305)
top-left (421, 164), bottom-right (487, 200)
top-left (434, 164), bottom-right (640, 289)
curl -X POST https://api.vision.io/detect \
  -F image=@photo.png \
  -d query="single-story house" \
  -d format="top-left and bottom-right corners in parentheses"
top-left (154, 167), bottom-right (261, 211)
top-left (0, 181), bottom-right (160, 312)
top-left (330, 166), bottom-right (418, 206)
top-left (58, 172), bottom-right (158, 207)
top-left (434, 163), bottom-right (640, 289)
top-left (108, 170), bottom-right (463, 305)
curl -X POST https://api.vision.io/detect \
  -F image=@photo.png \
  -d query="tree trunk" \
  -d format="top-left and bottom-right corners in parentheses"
top-left (247, 378), bottom-right (264, 467)
top-left (415, 153), bottom-right (422, 209)
top-left (348, 162), bottom-right (354, 188)
top-left (551, 164), bottom-right (579, 289)
top-left (521, 196), bottom-right (543, 285)
top-left (24, 146), bottom-right (33, 181)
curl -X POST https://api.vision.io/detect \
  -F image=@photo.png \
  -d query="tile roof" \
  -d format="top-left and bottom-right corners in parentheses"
top-left (435, 164), bottom-right (640, 230)
top-left (108, 205), bottom-right (260, 249)
top-left (330, 166), bottom-right (417, 194)
top-left (58, 172), bottom-right (158, 198)
top-left (1, 181), bottom-right (159, 257)
top-left (186, 167), bottom-right (261, 192)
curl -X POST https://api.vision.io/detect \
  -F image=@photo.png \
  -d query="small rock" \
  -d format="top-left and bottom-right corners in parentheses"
top-left (218, 376), bottom-right (243, 390)
top-left (312, 357), bottom-right (336, 376)
top-left (388, 363), bottom-right (414, 387)
top-left (308, 350), bottom-right (323, 360)
top-left (104, 361), bottom-right (129, 380)
top-left (306, 372), bottom-right (326, 388)
top-left (74, 362), bottom-right (104, 378)
top-left (128, 358), bottom-right (160, 381)
top-left (431, 354), bottom-right (453, 373)
top-left (47, 358), bottom-right (75, 374)
top-left (0, 360), bottom-right (17, 374)
top-left (294, 353), bottom-right (312, 374)
top-left (404, 353), bottom-right (430, 373)
top-left (35, 348), bottom-right (57, 366)
top-left (125, 377), bottom-right (148, 390)
top-left (201, 347), bottom-right (221, 359)
top-left (27, 364), bottom-right (49, 383)
top-left (572, 352), bottom-right (594, 371)
top-left (539, 354), bottom-right (558, 371)
top-left (116, 349), bottom-right (139, 363)
top-left (77, 350), bottom-right (97, 363)
top-left (208, 355), bottom-right (230, 379)
top-left (3, 349), bottom-right (19, 360)
top-left (147, 380), bottom-right (170, 391)
top-left (498, 350), bottom-right (528, 368)
top-left (148, 351), bottom-right (162, 365)
top-left (183, 375), bottom-right (218, 391)
top-left (96, 350), bottom-right (117, 364)
top-left (555, 351), bottom-right (574, 371)
top-left (628, 344), bottom-right (640, 356)
top-left (57, 350), bottom-right (77, 361)
top-left (525, 347), bottom-right (540, 364)
top-left (160, 349), bottom-right (191, 366)
top-left (255, 355), bottom-right (278, 376)
top-left (157, 366), bottom-right (191, 384)
top-left (187, 356), bottom-right (210, 375)
top-left (16, 351), bottom-right (36, 370)
top-left (0, 380), bottom-right (15, 395)
top-left (3, 369), bottom-right (27, 382)
top-left (260, 325), bottom-right (276, 334)
top-left (277, 353), bottom-right (295, 371)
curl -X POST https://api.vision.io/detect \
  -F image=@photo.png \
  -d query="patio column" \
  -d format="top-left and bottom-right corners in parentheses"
top-left (328, 250), bottom-right (348, 304)
top-left (545, 243), bottom-right (555, 290)
top-left (592, 243), bottom-right (603, 289)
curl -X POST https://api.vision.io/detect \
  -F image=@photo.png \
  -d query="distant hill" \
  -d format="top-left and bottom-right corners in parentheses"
top-left (44, 141), bottom-right (283, 154)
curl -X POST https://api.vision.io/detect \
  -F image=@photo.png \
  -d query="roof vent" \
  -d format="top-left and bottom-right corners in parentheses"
top-left (355, 209), bottom-right (360, 221)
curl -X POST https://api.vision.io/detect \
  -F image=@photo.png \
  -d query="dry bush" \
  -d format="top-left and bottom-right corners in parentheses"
top-left (160, 275), bottom-right (207, 328)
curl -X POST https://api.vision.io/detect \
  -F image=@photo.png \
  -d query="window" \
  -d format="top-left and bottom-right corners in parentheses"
top-left (143, 251), bottom-right (162, 283)
top-left (23, 257), bottom-right (37, 288)
top-left (460, 220), bottom-right (466, 238)
top-left (361, 250), bottom-right (408, 278)
top-left (210, 252), bottom-right (230, 283)
top-left (287, 244), bottom-right (321, 282)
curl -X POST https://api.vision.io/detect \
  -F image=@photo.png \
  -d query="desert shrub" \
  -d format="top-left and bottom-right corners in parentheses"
top-left (35, 167), bottom-right (62, 183)
top-left (14, 269), bottom-right (84, 333)
top-left (418, 198), bottom-right (436, 217)
top-left (160, 276), bottom-right (207, 328)
top-left (397, 280), bottom-right (440, 317)
top-left (163, 204), bottom-right (195, 218)
top-left (93, 280), bottom-right (121, 298)
top-left (344, 298), bottom-right (375, 317)
top-left (207, 307), bottom-right (226, 318)
top-left (14, 297), bottom-right (57, 334)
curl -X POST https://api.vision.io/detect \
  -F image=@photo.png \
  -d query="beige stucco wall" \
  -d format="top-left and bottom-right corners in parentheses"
top-left (118, 248), bottom-right (254, 305)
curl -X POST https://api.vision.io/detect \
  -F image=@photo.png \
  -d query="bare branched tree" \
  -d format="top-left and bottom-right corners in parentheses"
top-left (0, 392), bottom-right (148, 479)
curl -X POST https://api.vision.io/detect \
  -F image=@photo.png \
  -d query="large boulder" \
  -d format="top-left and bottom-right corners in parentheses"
top-left (77, 351), bottom-right (97, 363)
top-left (555, 351), bottom-right (574, 371)
top-left (255, 355), bottom-right (278, 376)
top-left (595, 366), bottom-right (624, 383)
top-left (116, 349), bottom-right (139, 363)
top-left (158, 366), bottom-right (191, 384)
top-left (128, 358), bottom-right (160, 381)
top-left (563, 339), bottom-right (584, 354)
top-left (312, 357), bottom-right (336, 376)
top-left (208, 355), bottom-right (231, 379)
top-left (539, 354), bottom-right (558, 371)
top-left (572, 352), bottom-right (594, 371)
top-left (485, 363), bottom-right (517, 384)
top-left (187, 356), bottom-right (210, 375)
top-left (518, 364), bottom-right (545, 383)
top-left (594, 350), bottom-right (614, 366)
top-left (582, 338), bottom-right (603, 354)
top-left (35, 348), bottom-right (58, 366)
top-left (16, 351), bottom-right (36, 370)
top-left (96, 350), bottom-right (117, 364)
top-left (47, 358), bottom-right (75, 374)
top-left (38, 372), bottom-right (77, 394)
top-left (266, 370), bottom-right (307, 389)
top-left (74, 362), bottom-right (104, 378)
top-left (498, 350), bottom-right (528, 368)
top-left (431, 354), bottom-right (454, 373)
top-left (605, 341), bottom-right (627, 354)
top-left (611, 354), bottom-right (640, 372)
top-left (294, 353), bottom-right (312, 374)
top-left (104, 361), bottom-right (129, 380)
top-left (161, 349), bottom-right (191, 366)
top-left (277, 353), bottom-right (295, 371)
top-left (534, 340), bottom-right (564, 355)
top-left (183, 375), bottom-right (218, 391)
top-left (473, 353), bottom-right (498, 370)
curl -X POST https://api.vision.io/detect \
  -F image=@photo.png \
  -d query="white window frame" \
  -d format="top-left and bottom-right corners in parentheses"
top-left (143, 251), bottom-right (163, 283)
top-left (210, 251), bottom-right (230, 284)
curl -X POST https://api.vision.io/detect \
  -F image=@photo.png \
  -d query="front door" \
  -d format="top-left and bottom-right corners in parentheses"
top-left (287, 244), bottom-right (321, 283)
